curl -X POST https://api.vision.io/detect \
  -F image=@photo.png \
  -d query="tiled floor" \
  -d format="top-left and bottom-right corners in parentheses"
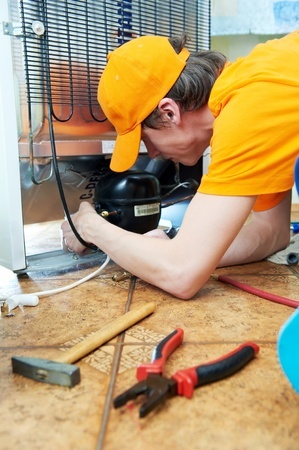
top-left (1, 210), bottom-right (299, 450)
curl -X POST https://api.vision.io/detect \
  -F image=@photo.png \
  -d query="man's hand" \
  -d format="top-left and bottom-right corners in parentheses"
top-left (61, 202), bottom-right (98, 254)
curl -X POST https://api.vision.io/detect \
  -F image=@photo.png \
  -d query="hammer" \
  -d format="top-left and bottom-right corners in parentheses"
top-left (11, 302), bottom-right (156, 387)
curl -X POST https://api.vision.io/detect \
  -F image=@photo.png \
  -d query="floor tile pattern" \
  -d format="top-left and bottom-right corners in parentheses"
top-left (1, 211), bottom-right (299, 449)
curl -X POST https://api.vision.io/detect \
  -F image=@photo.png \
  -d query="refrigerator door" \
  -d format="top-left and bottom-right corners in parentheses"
top-left (0, 16), bottom-right (26, 271)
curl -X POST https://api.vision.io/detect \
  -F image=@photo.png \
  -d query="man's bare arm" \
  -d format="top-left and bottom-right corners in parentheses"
top-left (61, 193), bottom-right (256, 299)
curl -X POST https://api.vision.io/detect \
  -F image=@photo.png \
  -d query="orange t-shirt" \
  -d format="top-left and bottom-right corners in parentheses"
top-left (199, 30), bottom-right (299, 211)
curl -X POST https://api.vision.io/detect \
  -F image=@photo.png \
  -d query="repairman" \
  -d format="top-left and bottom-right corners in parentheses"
top-left (61, 31), bottom-right (299, 299)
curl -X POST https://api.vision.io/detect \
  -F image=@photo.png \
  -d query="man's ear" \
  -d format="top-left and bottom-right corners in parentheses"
top-left (157, 98), bottom-right (182, 125)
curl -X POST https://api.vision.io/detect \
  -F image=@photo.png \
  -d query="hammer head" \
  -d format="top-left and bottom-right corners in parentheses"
top-left (12, 356), bottom-right (80, 387)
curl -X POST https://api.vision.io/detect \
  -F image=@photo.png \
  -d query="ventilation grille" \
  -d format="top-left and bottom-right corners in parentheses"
top-left (19, 0), bottom-right (210, 122)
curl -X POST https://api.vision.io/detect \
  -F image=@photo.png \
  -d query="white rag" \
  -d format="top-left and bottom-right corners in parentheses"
top-left (267, 234), bottom-right (299, 265)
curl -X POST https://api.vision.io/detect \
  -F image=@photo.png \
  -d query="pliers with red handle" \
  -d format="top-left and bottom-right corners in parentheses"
top-left (113, 328), bottom-right (259, 418)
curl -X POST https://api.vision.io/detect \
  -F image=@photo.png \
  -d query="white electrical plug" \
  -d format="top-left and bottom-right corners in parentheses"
top-left (5, 294), bottom-right (39, 313)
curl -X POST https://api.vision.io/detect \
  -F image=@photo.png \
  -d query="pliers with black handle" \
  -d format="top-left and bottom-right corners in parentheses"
top-left (113, 328), bottom-right (259, 418)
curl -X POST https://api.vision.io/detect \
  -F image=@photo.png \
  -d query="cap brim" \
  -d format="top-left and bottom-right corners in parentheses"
top-left (109, 124), bottom-right (142, 172)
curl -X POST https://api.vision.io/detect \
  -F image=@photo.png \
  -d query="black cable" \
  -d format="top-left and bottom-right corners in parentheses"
top-left (40, 6), bottom-right (97, 252)
top-left (47, 105), bottom-right (98, 251)
top-left (161, 195), bottom-right (194, 208)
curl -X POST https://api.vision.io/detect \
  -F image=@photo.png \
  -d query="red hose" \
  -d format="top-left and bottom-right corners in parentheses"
top-left (212, 274), bottom-right (299, 308)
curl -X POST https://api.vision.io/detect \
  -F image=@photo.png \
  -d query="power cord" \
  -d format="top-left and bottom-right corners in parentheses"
top-left (4, 255), bottom-right (110, 313)
top-left (47, 104), bottom-right (98, 251)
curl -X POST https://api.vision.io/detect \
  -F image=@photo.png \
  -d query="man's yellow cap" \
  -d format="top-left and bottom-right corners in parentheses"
top-left (98, 35), bottom-right (190, 172)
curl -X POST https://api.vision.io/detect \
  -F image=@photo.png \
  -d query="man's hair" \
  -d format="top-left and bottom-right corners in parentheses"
top-left (142, 34), bottom-right (227, 129)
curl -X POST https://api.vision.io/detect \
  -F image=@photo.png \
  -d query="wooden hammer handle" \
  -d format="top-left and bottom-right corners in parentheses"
top-left (55, 302), bottom-right (156, 364)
